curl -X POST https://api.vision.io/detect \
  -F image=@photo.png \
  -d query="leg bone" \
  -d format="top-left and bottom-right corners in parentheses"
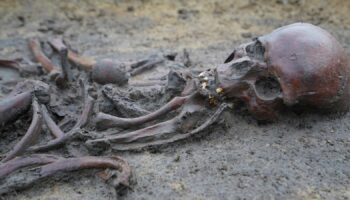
top-left (0, 154), bottom-right (131, 195)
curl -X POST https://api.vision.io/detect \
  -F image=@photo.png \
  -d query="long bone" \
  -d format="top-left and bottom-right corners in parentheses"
top-left (87, 92), bottom-right (228, 151)
top-left (0, 154), bottom-right (58, 178)
top-left (28, 39), bottom-right (65, 86)
top-left (2, 99), bottom-right (42, 162)
top-left (0, 59), bottom-right (21, 71)
top-left (94, 69), bottom-right (205, 131)
top-left (0, 154), bottom-right (132, 195)
top-left (100, 70), bottom-right (194, 120)
top-left (48, 38), bottom-right (72, 82)
top-left (95, 95), bottom-right (190, 130)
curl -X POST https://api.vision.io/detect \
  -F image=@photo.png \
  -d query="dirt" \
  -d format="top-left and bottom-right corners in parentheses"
top-left (1, 0), bottom-right (350, 199)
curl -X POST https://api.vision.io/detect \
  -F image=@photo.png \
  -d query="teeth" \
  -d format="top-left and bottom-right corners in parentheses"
top-left (201, 82), bottom-right (207, 89)
top-left (208, 95), bottom-right (217, 106)
top-left (198, 71), bottom-right (206, 78)
top-left (216, 87), bottom-right (223, 94)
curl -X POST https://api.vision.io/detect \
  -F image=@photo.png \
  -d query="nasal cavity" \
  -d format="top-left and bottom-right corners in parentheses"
top-left (230, 60), bottom-right (251, 78)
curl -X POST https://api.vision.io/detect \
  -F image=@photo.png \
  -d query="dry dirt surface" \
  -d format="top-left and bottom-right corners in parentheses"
top-left (1, 0), bottom-right (350, 199)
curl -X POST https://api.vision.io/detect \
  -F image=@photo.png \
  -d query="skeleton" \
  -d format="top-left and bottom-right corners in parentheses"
top-left (0, 22), bottom-right (349, 195)
top-left (88, 23), bottom-right (350, 150)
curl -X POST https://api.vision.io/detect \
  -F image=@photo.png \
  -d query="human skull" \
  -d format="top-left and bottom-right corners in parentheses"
top-left (215, 23), bottom-right (350, 120)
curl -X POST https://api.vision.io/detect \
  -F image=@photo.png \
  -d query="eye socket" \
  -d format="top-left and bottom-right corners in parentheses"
top-left (245, 40), bottom-right (265, 61)
top-left (255, 76), bottom-right (282, 100)
top-left (227, 59), bottom-right (254, 79)
top-left (224, 50), bottom-right (235, 63)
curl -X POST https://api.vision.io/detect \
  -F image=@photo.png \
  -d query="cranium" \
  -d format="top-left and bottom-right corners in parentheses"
top-left (216, 23), bottom-right (350, 120)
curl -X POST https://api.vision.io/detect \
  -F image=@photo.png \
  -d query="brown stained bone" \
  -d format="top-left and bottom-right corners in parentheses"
top-left (51, 38), bottom-right (164, 85)
top-left (89, 57), bottom-right (163, 85)
top-left (259, 23), bottom-right (350, 111)
top-left (57, 43), bottom-right (128, 85)
top-left (95, 95), bottom-right (190, 130)
top-left (0, 154), bottom-right (58, 179)
top-left (67, 48), bottom-right (162, 77)
top-left (41, 105), bottom-right (65, 138)
top-left (87, 93), bottom-right (228, 151)
top-left (40, 156), bottom-right (131, 188)
top-left (28, 39), bottom-right (65, 86)
top-left (48, 38), bottom-right (72, 82)
top-left (217, 23), bottom-right (350, 120)
top-left (99, 70), bottom-right (192, 121)
top-left (0, 154), bottom-right (132, 195)
top-left (48, 38), bottom-right (128, 85)
top-left (67, 49), bottom-right (96, 70)
top-left (95, 71), bottom-right (198, 130)
top-left (28, 80), bottom-right (94, 152)
top-left (0, 92), bottom-right (33, 127)
top-left (0, 59), bottom-right (21, 71)
top-left (2, 100), bottom-right (42, 162)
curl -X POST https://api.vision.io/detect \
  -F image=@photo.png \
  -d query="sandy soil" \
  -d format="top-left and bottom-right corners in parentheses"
top-left (1, 0), bottom-right (350, 199)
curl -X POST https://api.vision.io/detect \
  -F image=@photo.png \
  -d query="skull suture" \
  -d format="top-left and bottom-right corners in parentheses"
top-left (215, 23), bottom-right (350, 120)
